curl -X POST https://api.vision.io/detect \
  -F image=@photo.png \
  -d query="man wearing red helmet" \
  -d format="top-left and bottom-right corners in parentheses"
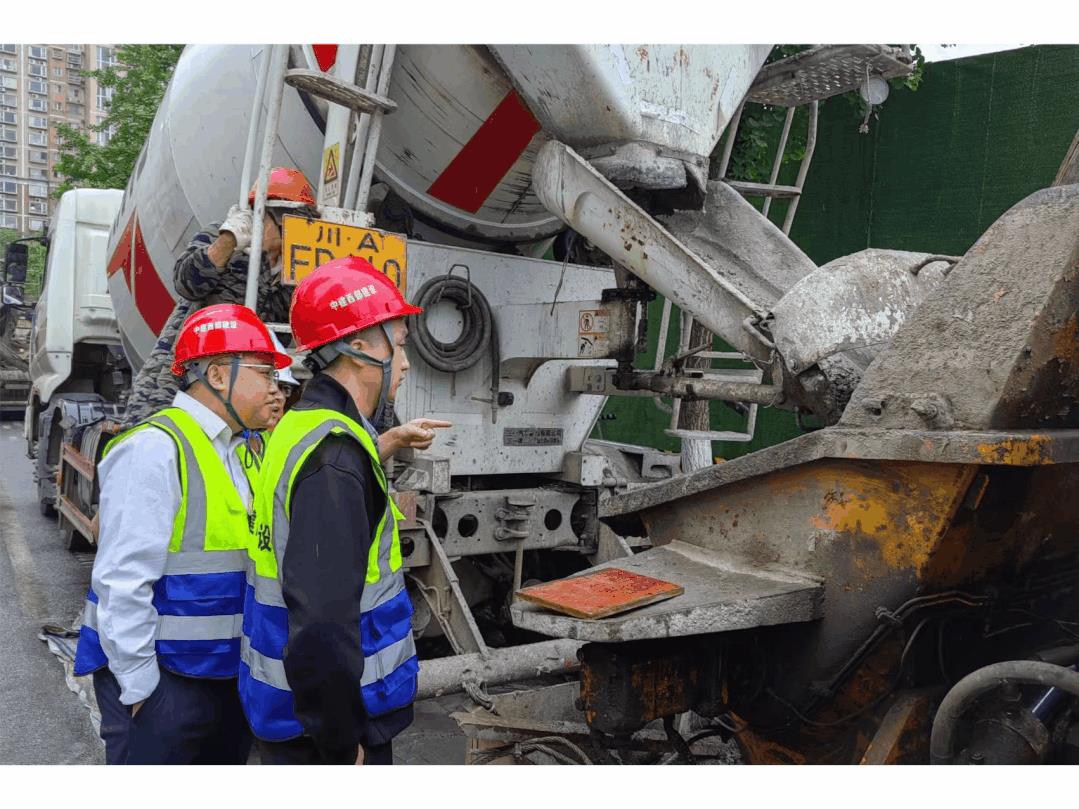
top-left (123, 167), bottom-right (319, 426)
top-left (240, 257), bottom-right (450, 765)
top-left (74, 304), bottom-right (291, 764)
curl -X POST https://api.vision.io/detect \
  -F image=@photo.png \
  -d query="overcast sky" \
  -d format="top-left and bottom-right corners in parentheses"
top-left (918, 44), bottom-right (1027, 62)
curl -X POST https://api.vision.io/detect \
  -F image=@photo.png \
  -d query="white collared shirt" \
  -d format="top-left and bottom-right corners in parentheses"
top-left (90, 391), bottom-right (252, 704)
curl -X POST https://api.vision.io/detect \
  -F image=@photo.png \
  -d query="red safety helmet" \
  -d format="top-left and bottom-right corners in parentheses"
top-left (172, 304), bottom-right (292, 376)
top-left (248, 167), bottom-right (317, 208)
top-left (290, 257), bottom-right (423, 353)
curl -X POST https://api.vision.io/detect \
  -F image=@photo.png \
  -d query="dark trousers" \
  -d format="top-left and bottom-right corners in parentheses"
top-left (93, 667), bottom-right (252, 765)
top-left (258, 736), bottom-right (394, 765)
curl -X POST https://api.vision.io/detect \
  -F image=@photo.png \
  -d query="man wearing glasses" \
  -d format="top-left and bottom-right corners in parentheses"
top-left (74, 304), bottom-right (292, 764)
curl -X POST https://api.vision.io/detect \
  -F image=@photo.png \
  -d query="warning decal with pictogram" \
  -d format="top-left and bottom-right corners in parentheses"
top-left (323, 143), bottom-right (340, 184)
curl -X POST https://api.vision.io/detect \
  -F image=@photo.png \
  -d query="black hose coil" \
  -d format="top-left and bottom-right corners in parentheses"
top-left (411, 274), bottom-right (495, 374)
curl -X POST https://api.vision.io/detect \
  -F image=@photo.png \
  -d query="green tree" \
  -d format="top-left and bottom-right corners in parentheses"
top-left (0, 229), bottom-right (47, 298)
top-left (54, 44), bottom-right (184, 195)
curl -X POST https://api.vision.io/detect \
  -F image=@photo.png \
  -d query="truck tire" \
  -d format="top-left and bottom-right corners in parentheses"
top-left (62, 522), bottom-right (94, 553)
top-left (35, 414), bottom-right (59, 518)
top-left (36, 432), bottom-right (57, 518)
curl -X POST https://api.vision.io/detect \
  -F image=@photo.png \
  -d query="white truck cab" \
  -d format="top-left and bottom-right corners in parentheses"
top-left (26, 188), bottom-right (126, 526)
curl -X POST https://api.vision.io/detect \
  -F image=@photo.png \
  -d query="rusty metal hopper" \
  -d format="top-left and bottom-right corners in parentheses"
top-left (512, 183), bottom-right (1079, 763)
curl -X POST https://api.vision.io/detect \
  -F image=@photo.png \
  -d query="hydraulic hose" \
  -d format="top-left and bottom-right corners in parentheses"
top-left (411, 275), bottom-right (494, 373)
top-left (930, 660), bottom-right (1079, 764)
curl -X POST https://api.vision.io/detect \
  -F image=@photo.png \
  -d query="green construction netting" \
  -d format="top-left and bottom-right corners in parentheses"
top-left (593, 44), bottom-right (1079, 459)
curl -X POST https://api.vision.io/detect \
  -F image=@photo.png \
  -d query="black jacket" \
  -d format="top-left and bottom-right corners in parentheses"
top-left (280, 373), bottom-right (414, 759)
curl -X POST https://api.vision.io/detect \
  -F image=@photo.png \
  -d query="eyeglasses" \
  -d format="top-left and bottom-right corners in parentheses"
top-left (234, 362), bottom-right (280, 387)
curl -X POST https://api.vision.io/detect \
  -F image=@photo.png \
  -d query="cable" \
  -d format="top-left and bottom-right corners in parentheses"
top-left (470, 735), bottom-right (594, 766)
top-left (411, 269), bottom-right (502, 420)
top-left (411, 273), bottom-right (494, 374)
top-left (767, 616), bottom-right (935, 730)
top-left (818, 591), bottom-right (987, 707)
top-left (1004, 607), bottom-right (1079, 643)
top-left (462, 678), bottom-right (497, 714)
top-left (662, 716), bottom-right (695, 764)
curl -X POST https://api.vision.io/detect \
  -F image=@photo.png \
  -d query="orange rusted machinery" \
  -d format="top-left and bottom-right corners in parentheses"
top-left (510, 180), bottom-right (1079, 764)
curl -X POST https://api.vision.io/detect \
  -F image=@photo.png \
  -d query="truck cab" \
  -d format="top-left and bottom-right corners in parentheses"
top-left (26, 188), bottom-right (127, 523)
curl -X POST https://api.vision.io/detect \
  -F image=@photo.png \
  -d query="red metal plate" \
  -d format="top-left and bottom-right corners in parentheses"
top-left (516, 568), bottom-right (684, 620)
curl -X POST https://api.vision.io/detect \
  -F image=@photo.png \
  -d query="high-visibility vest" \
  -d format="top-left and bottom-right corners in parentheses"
top-left (239, 407), bottom-right (418, 742)
top-left (74, 408), bottom-right (257, 679)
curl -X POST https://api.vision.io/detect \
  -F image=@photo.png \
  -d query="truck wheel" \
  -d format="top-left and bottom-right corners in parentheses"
top-left (62, 522), bottom-right (94, 553)
top-left (35, 422), bottom-right (58, 518)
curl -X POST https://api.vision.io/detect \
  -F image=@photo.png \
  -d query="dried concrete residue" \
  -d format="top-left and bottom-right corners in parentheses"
top-left (841, 185), bottom-right (1079, 430)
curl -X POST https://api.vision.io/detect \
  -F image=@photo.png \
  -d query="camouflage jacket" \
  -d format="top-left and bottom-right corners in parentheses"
top-left (121, 224), bottom-right (293, 426)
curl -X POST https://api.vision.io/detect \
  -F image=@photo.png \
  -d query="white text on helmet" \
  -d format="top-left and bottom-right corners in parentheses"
top-left (194, 319), bottom-right (239, 334)
top-left (328, 284), bottom-right (377, 311)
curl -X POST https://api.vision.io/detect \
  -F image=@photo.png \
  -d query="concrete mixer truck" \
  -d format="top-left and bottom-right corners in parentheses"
top-left (28, 43), bottom-right (1079, 765)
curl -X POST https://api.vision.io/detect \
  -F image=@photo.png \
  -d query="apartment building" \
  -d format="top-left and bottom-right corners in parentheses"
top-left (0, 43), bottom-right (116, 234)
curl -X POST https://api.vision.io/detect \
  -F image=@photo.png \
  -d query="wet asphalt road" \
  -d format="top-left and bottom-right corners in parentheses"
top-left (0, 418), bottom-right (103, 764)
top-left (0, 417), bottom-right (469, 765)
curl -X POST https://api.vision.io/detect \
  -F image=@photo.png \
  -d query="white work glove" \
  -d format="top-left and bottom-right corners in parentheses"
top-left (219, 204), bottom-right (253, 252)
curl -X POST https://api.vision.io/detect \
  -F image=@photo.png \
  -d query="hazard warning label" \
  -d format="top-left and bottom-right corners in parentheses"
top-left (577, 309), bottom-right (610, 358)
top-left (323, 143), bottom-right (340, 184)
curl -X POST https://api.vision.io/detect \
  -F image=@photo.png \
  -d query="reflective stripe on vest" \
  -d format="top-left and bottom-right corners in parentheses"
top-left (239, 407), bottom-right (418, 741)
top-left (74, 409), bottom-right (256, 679)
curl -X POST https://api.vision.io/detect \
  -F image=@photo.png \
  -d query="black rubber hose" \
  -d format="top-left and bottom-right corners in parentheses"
top-left (930, 660), bottom-right (1079, 764)
top-left (411, 276), bottom-right (493, 374)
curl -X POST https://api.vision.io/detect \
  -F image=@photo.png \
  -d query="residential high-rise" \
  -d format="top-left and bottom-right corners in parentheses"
top-left (0, 43), bottom-right (116, 234)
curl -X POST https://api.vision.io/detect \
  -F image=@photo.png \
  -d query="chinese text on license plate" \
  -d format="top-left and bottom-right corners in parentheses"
top-left (281, 215), bottom-right (407, 292)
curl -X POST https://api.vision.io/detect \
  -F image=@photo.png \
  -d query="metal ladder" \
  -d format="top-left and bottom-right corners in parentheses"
top-left (715, 44), bottom-right (914, 236)
top-left (240, 44), bottom-right (398, 312)
top-left (715, 99), bottom-right (819, 236)
top-left (655, 304), bottom-right (765, 451)
top-left (657, 45), bottom-right (915, 456)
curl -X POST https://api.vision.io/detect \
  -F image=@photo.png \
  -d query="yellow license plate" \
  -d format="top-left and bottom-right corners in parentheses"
top-left (281, 215), bottom-right (407, 291)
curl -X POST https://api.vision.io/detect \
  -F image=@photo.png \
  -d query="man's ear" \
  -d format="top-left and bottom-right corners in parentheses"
top-left (204, 363), bottom-right (228, 392)
top-left (351, 332), bottom-right (375, 354)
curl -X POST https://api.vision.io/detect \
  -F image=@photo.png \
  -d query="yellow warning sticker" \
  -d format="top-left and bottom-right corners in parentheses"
top-left (322, 143), bottom-right (340, 185)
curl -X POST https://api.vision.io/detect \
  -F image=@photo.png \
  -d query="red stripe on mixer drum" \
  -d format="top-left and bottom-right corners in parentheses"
top-left (108, 211), bottom-right (175, 336)
top-left (312, 45), bottom-right (338, 72)
top-left (131, 216), bottom-right (174, 336)
top-left (427, 90), bottom-right (541, 215)
top-left (106, 214), bottom-right (133, 288)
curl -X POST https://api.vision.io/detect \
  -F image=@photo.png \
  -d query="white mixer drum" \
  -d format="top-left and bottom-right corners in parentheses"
top-left (106, 43), bottom-right (768, 368)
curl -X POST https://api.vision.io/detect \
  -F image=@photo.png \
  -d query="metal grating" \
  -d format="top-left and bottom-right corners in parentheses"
top-left (747, 45), bottom-right (914, 108)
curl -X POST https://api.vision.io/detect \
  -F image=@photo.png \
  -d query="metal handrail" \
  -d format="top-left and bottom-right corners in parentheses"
top-left (238, 45), bottom-right (273, 211)
top-left (342, 44), bottom-right (384, 211)
top-left (353, 45), bottom-right (396, 212)
top-left (244, 45), bottom-right (288, 311)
